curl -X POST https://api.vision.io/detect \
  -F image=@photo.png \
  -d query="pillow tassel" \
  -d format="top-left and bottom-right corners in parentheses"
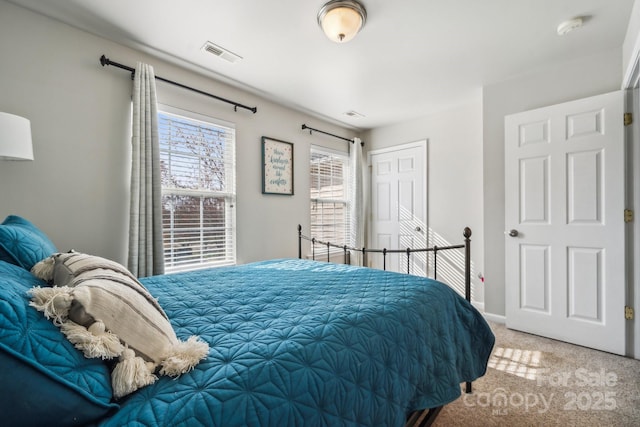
top-left (28, 251), bottom-right (210, 399)
top-left (111, 348), bottom-right (157, 399)
top-left (28, 286), bottom-right (73, 325)
top-left (159, 336), bottom-right (210, 377)
top-left (60, 320), bottom-right (124, 360)
top-left (30, 256), bottom-right (55, 282)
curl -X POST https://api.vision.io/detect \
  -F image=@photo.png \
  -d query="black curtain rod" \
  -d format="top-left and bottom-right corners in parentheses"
top-left (301, 124), bottom-right (363, 146)
top-left (99, 55), bottom-right (257, 114)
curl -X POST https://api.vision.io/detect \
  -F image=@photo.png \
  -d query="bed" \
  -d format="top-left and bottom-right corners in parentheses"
top-left (0, 215), bottom-right (494, 427)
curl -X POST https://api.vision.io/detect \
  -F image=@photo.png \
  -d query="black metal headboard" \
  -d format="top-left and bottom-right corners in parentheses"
top-left (297, 225), bottom-right (472, 302)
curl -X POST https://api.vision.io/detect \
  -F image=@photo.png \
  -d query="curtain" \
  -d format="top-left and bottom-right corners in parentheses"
top-left (349, 137), bottom-right (366, 265)
top-left (128, 62), bottom-right (164, 277)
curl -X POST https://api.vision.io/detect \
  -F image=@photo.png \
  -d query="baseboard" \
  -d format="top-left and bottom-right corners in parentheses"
top-left (471, 301), bottom-right (484, 312)
top-left (482, 312), bottom-right (506, 324)
top-left (471, 302), bottom-right (506, 324)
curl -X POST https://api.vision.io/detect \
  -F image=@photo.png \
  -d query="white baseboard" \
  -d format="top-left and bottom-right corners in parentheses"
top-left (471, 301), bottom-right (506, 324)
top-left (482, 312), bottom-right (506, 324)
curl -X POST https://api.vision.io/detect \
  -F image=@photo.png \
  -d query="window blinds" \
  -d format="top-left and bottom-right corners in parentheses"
top-left (158, 109), bottom-right (236, 271)
top-left (310, 147), bottom-right (350, 246)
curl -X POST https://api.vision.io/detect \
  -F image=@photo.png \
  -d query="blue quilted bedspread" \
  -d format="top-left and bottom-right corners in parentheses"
top-left (99, 259), bottom-right (494, 427)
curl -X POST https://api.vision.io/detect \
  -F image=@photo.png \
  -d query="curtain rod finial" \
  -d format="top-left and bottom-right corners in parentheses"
top-left (99, 55), bottom-right (109, 67)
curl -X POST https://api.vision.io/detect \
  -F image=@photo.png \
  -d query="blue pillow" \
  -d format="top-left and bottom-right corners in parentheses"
top-left (0, 261), bottom-right (118, 425)
top-left (0, 215), bottom-right (57, 270)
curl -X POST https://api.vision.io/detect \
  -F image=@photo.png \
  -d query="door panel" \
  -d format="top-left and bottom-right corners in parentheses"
top-left (376, 182), bottom-right (391, 221)
top-left (520, 244), bottom-right (550, 313)
top-left (505, 90), bottom-right (625, 355)
top-left (567, 150), bottom-right (603, 224)
top-left (369, 141), bottom-right (427, 275)
top-left (520, 156), bottom-right (549, 224)
top-left (567, 247), bottom-right (602, 321)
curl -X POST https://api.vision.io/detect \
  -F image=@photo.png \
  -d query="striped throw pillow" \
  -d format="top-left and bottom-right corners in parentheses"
top-left (29, 252), bottom-right (209, 398)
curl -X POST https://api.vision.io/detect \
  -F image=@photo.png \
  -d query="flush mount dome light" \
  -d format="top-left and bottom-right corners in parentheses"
top-left (317, 0), bottom-right (367, 43)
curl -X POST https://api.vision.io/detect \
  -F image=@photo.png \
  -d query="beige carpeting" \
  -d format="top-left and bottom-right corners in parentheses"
top-left (432, 321), bottom-right (640, 427)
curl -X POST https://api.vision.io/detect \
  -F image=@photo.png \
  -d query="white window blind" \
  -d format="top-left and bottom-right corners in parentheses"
top-left (310, 146), bottom-right (350, 246)
top-left (158, 106), bottom-right (236, 272)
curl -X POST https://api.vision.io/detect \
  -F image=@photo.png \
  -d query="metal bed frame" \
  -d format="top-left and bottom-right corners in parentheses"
top-left (297, 224), bottom-right (475, 424)
top-left (297, 224), bottom-right (472, 321)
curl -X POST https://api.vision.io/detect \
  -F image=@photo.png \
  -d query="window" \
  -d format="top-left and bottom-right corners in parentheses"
top-left (158, 106), bottom-right (236, 272)
top-left (310, 146), bottom-right (350, 246)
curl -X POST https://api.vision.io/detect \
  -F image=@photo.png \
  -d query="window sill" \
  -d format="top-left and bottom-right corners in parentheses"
top-left (164, 260), bottom-right (235, 274)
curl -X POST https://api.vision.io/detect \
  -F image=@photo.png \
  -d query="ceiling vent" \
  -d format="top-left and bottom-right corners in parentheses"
top-left (202, 42), bottom-right (242, 63)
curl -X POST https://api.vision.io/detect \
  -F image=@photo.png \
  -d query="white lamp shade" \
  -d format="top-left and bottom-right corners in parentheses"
top-left (0, 112), bottom-right (34, 160)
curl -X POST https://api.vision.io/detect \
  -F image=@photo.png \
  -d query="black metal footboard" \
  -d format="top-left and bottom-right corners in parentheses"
top-left (297, 224), bottom-right (474, 395)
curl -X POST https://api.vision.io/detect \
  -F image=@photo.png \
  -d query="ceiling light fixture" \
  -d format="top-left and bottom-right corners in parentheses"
top-left (317, 0), bottom-right (367, 43)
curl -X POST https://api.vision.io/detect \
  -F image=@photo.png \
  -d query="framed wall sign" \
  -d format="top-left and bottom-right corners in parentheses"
top-left (262, 136), bottom-right (294, 195)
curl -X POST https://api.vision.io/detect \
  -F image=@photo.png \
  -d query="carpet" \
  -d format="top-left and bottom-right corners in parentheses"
top-left (428, 321), bottom-right (640, 426)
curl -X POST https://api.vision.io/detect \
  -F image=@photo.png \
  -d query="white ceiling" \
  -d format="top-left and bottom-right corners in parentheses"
top-left (7, 0), bottom-right (636, 130)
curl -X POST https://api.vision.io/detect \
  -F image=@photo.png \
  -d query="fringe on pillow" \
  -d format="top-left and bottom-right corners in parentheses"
top-left (111, 348), bottom-right (157, 399)
top-left (61, 320), bottom-right (124, 360)
top-left (28, 286), bottom-right (73, 325)
top-left (30, 256), bottom-right (56, 282)
top-left (28, 284), bottom-right (209, 399)
top-left (159, 336), bottom-right (210, 377)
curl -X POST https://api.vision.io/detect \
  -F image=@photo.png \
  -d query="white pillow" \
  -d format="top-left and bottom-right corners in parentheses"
top-left (30, 252), bottom-right (209, 398)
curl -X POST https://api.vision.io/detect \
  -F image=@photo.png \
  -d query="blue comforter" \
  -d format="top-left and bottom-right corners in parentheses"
top-left (100, 259), bottom-right (494, 426)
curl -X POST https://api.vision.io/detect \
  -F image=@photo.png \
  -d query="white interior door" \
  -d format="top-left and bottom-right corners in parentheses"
top-left (369, 141), bottom-right (427, 274)
top-left (505, 90), bottom-right (626, 355)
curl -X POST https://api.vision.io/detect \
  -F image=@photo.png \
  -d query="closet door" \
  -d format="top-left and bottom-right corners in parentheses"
top-left (369, 141), bottom-right (427, 275)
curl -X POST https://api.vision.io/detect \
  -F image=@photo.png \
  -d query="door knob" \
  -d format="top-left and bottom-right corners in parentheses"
top-left (506, 229), bottom-right (519, 237)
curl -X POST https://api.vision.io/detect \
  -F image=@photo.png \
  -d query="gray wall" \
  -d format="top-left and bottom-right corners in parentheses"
top-left (364, 49), bottom-right (624, 313)
top-left (0, 1), bottom-right (630, 322)
top-left (623, 0), bottom-right (640, 361)
top-left (482, 48), bottom-right (623, 317)
top-left (363, 97), bottom-right (485, 305)
top-left (0, 1), bottom-right (352, 266)
top-left (623, 0), bottom-right (640, 83)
